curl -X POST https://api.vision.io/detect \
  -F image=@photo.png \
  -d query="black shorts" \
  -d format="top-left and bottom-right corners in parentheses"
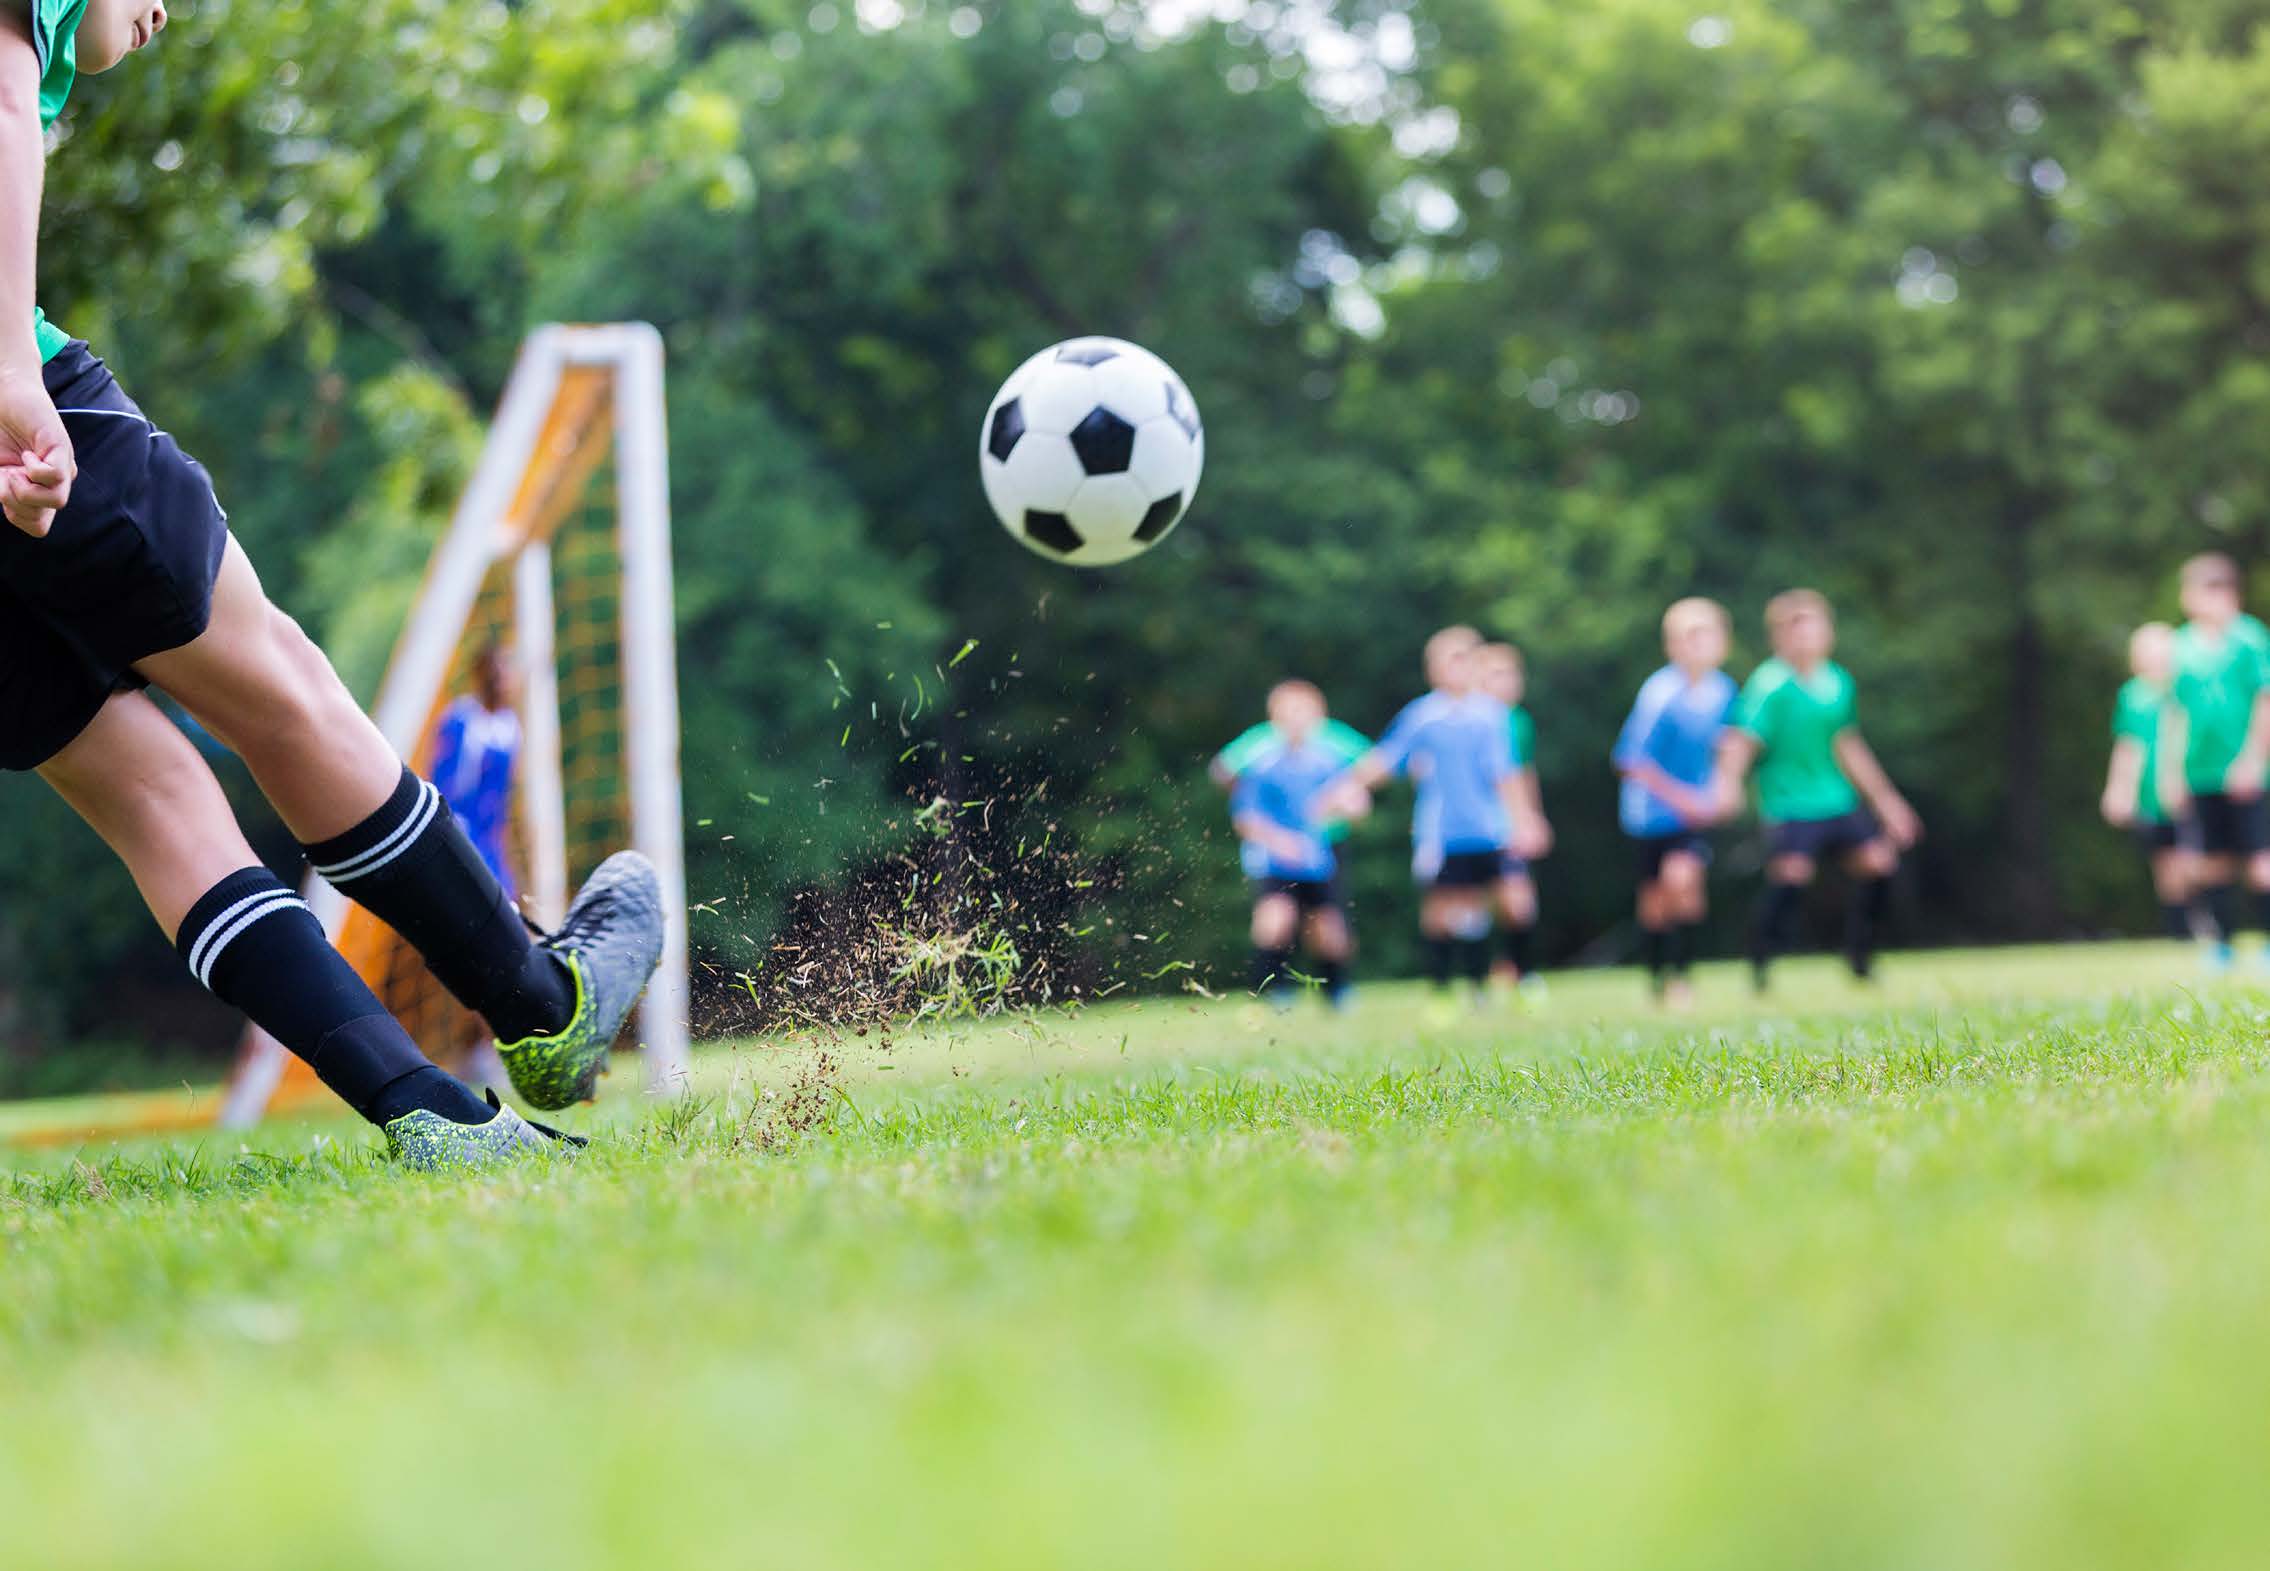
top-left (1633, 830), bottom-right (1713, 883)
top-left (1426, 849), bottom-right (1507, 889)
top-left (1765, 809), bottom-right (1882, 862)
top-left (2130, 820), bottom-right (2181, 855)
top-left (1253, 875), bottom-right (1343, 915)
top-left (0, 342), bottom-right (228, 770)
top-left (2182, 793), bottom-right (2266, 858)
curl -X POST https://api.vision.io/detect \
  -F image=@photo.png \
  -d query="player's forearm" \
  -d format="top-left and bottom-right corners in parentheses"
top-left (2102, 744), bottom-right (2141, 819)
top-left (2157, 713), bottom-right (2190, 814)
top-left (0, 30), bottom-right (44, 372)
top-left (1836, 733), bottom-right (1908, 816)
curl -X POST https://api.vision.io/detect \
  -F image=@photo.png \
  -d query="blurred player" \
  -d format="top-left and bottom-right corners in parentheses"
top-left (1613, 599), bottom-right (1736, 1006)
top-left (1227, 681), bottom-right (1365, 1009)
top-left (432, 642), bottom-right (524, 897)
top-left (0, 5), bottom-right (662, 1168)
top-left (2100, 623), bottom-right (2195, 944)
top-left (2158, 554), bottom-right (2270, 969)
top-left (1475, 642), bottom-right (1553, 996)
top-left (1714, 591), bottom-right (1921, 991)
top-left (1330, 626), bottom-right (1541, 1000)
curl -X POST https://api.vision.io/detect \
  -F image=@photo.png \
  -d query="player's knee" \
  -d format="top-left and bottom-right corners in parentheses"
top-left (1769, 854), bottom-right (1815, 885)
top-left (1855, 842), bottom-right (1898, 879)
top-left (1251, 896), bottom-right (1297, 947)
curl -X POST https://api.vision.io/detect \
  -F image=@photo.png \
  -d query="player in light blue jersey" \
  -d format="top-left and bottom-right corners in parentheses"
top-left (1330, 626), bottom-right (1542, 994)
top-left (430, 644), bottom-right (524, 897)
top-left (1613, 599), bottom-right (1736, 1006)
top-left (1225, 681), bottom-right (1367, 1008)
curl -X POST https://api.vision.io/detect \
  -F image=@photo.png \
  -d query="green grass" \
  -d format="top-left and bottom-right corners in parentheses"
top-left (7, 943), bottom-right (2270, 1569)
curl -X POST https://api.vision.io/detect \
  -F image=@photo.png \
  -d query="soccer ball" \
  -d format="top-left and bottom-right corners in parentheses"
top-left (979, 337), bottom-right (1204, 567)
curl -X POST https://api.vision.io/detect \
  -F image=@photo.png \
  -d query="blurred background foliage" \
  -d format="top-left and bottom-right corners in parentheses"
top-left (13, 0), bottom-right (2270, 1084)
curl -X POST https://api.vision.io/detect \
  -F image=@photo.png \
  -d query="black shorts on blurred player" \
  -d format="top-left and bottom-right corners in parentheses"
top-left (1426, 849), bottom-right (1507, 889)
top-left (2129, 820), bottom-right (2181, 855)
top-left (1764, 809), bottom-right (1882, 863)
top-left (1252, 875), bottom-right (1343, 915)
top-left (0, 341), bottom-right (229, 771)
top-left (2181, 792), bottom-right (2267, 858)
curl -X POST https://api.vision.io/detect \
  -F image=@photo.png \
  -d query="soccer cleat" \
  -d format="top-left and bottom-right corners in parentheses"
top-left (497, 851), bottom-right (666, 1111)
top-left (386, 1089), bottom-right (586, 1172)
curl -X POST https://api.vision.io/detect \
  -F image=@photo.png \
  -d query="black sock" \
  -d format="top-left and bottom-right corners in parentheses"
top-left (1460, 937), bottom-right (1493, 984)
top-left (176, 869), bottom-right (489, 1128)
top-left (1425, 935), bottom-right (1453, 989)
top-left (302, 768), bottom-right (573, 1042)
top-left (1847, 877), bottom-right (1892, 979)
top-left (1643, 927), bottom-right (1669, 986)
top-left (2253, 890), bottom-right (2270, 940)
top-left (1667, 923), bottom-right (1694, 978)
top-left (1321, 957), bottom-right (1348, 1000)
top-left (2162, 902), bottom-right (2196, 941)
top-left (1504, 925), bottom-right (1537, 977)
top-left (1250, 945), bottom-right (1292, 995)
top-left (2203, 884), bottom-right (2236, 944)
top-left (1751, 882), bottom-right (1803, 980)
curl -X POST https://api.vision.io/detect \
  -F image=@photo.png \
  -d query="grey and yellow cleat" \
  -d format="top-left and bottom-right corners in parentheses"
top-left (496, 850), bottom-right (666, 1111)
top-left (385, 1090), bottom-right (587, 1172)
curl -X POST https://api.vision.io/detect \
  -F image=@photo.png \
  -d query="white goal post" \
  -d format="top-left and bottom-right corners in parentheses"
top-left (219, 323), bottom-right (689, 1128)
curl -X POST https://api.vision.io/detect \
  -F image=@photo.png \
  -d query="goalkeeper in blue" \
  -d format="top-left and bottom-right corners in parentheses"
top-left (0, 2), bottom-right (664, 1169)
top-left (1225, 681), bottom-right (1366, 1009)
top-left (1612, 599), bottom-right (1736, 1007)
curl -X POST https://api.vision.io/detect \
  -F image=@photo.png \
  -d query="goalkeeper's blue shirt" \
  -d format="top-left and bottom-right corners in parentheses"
top-left (1230, 735), bottom-right (1342, 883)
top-left (431, 698), bottom-right (522, 895)
top-left (1371, 691), bottom-right (1515, 869)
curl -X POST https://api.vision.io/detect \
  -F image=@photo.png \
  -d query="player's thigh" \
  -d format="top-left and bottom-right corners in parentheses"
top-left (136, 537), bottom-right (363, 753)
top-left (37, 690), bottom-right (255, 932)
top-left (1251, 892), bottom-right (1300, 946)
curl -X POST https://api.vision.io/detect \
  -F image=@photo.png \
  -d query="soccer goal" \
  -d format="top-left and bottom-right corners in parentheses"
top-left (217, 323), bottom-right (690, 1128)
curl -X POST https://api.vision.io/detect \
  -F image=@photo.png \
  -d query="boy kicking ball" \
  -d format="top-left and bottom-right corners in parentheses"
top-left (1713, 591), bottom-right (1920, 991)
top-left (1613, 599), bottom-right (1736, 1007)
top-left (2, 2), bottom-right (664, 1167)
top-left (1226, 682), bottom-right (1365, 1010)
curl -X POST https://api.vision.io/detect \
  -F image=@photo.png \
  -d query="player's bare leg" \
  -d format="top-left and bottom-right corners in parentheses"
top-left (36, 691), bottom-right (561, 1166)
top-left (1841, 840), bottom-right (1898, 981)
top-left (2151, 847), bottom-right (2198, 942)
top-left (1421, 886), bottom-right (1491, 1004)
top-left (1492, 870), bottom-right (1542, 1000)
top-left (139, 536), bottom-right (664, 1110)
top-left (1751, 852), bottom-right (1815, 993)
top-left (1304, 906), bottom-right (1354, 1009)
top-left (1655, 849), bottom-right (1708, 1008)
top-left (1249, 891), bottom-right (1300, 1004)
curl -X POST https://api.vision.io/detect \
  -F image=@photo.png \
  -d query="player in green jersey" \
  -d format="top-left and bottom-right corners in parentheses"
top-left (2157, 553), bottom-right (2270, 969)
top-left (2, 0), bottom-right (665, 1167)
top-left (1713, 590), bottom-right (1921, 991)
top-left (1476, 641), bottom-right (1553, 996)
top-left (2101, 622), bottom-right (2196, 943)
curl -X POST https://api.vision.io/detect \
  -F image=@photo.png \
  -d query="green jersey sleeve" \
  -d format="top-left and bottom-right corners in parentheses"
top-left (1729, 666), bottom-right (1781, 744)
top-left (1318, 717), bottom-right (1371, 764)
top-left (1211, 723), bottom-right (1277, 780)
top-left (1509, 706), bottom-right (1536, 768)
top-left (29, 0), bottom-right (88, 130)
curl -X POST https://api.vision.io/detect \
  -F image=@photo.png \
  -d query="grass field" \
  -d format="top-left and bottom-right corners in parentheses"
top-left (8, 943), bottom-right (2270, 1569)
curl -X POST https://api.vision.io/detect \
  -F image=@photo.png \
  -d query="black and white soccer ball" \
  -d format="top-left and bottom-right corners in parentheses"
top-left (979, 337), bottom-right (1204, 567)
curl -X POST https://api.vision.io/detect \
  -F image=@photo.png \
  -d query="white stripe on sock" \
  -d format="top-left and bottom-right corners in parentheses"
top-left (313, 781), bottom-right (440, 883)
top-left (191, 893), bottom-right (308, 989)
top-left (186, 888), bottom-right (293, 979)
